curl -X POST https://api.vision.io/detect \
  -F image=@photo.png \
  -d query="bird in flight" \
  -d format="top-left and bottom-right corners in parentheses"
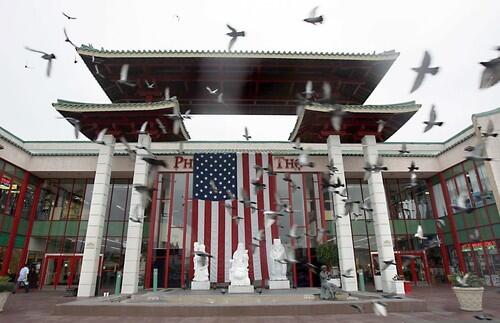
top-left (118, 64), bottom-right (136, 87)
top-left (24, 47), bottom-right (56, 77)
top-left (226, 24), bottom-right (245, 51)
top-left (423, 105), bottom-right (443, 132)
top-left (479, 47), bottom-right (500, 89)
top-left (410, 51), bottom-right (440, 93)
top-left (62, 12), bottom-right (77, 20)
top-left (243, 127), bottom-right (251, 141)
top-left (304, 6), bottom-right (323, 25)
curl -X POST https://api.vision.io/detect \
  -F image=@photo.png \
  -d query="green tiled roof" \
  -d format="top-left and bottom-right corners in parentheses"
top-left (53, 99), bottom-right (178, 112)
top-left (77, 45), bottom-right (399, 61)
top-left (289, 101), bottom-right (421, 141)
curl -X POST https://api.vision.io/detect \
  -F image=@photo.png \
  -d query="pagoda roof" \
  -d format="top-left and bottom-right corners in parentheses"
top-left (53, 99), bottom-right (190, 142)
top-left (77, 46), bottom-right (399, 115)
top-left (289, 101), bottom-right (420, 143)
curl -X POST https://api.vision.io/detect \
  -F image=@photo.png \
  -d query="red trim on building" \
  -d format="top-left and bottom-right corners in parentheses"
top-left (1, 172), bottom-right (30, 275)
top-left (164, 173), bottom-right (175, 287)
top-left (180, 173), bottom-right (190, 288)
top-left (302, 173), bottom-right (313, 287)
top-left (438, 173), bottom-right (466, 272)
top-left (426, 179), bottom-right (451, 279)
top-left (268, 154), bottom-right (279, 239)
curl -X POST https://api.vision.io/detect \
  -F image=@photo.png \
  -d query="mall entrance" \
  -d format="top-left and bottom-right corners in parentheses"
top-left (39, 253), bottom-right (102, 290)
top-left (371, 251), bottom-right (432, 286)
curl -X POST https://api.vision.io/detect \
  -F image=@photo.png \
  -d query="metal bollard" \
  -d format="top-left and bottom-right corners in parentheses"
top-left (115, 271), bottom-right (122, 295)
top-left (357, 269), bottom-right (365, 292)
top-left (153, 268), bottom-right (158, 292)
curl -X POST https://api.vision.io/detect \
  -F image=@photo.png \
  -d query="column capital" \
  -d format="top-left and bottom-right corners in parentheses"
top-left (327, 134), bottom-right (341, 146)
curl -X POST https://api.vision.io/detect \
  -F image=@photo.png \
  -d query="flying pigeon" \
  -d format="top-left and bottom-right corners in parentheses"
top-left (398, 143), bottom-right (410, 154)
top-left (451, 192), bottom-right (473, 213)
top-left (62, 12), bottom-right (77, 20)
top-left (94, 128), bottom-right (108, 145)
top-left (243, 127), bottom-right (251, 141)
top-left (57, 117), bottom-right (80, 139)
top-left (373, 301), bottom-right (387, 317)
top-left (481, 119), bottom-right (497, 137)
top-left (479, 53), bottom-right (500, 89)
top-left (465, 140), bottom-right (491, 162)
top-left (298, 149), bottom-right (315, 167)
top-left (303, 80), bottom-right (314, 99)
top-left (226, 24), bottom-right (245, 51)
top-left (142, 157), bottom-right (167, 168)
top-left (423, 105), bottom-right (443, 132)
top-left (24, 47), bottom-right (56, 77)
top-left (155, 118), bottom-right (167, 135)
top-left (145, 80), bottom-right (155, 89)
top-left (303, 6), bottom-right (323, 25)
top-left (287, 224), bottom-right (301, 240)
top-left (63, 28), bottom-right (77, 48)
top-left (414, 225), bottom-right (427, 240)
top-left (408, 161), bottom-right (419, 172)
top-left (206, 86), bottom-right (219, 95)
top-left (119, 136), bottom-right (137, 161)
top-left (118, 64), bottom-right (136, 87)
top-left (376, 120), bottom-right (386, 133)
top-left (410, 51), bottom-right (440, 93)
top-left (293, 138), bottom-right (303, 151)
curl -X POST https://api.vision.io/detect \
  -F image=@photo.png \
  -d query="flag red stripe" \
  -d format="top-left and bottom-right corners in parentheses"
top-left (255, 153), bottom-right (269, 280)
top-left (268, 154), bottom-right (279, 239)
top-left (242, 153), bottom-right (254, 281)
top-left (231, 199), bottom-right (238, 253)
top-left (217, 201), bottom-right (225, 282)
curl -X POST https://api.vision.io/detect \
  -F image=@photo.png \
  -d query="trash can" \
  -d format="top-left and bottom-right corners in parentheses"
top-left (404, 281), bottom-right (412, 294)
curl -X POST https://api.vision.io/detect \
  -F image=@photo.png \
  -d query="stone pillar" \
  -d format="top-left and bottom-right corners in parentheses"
top-left (327, 135), bottom-right (358, 291)
top-left (361, 135), bottom-right (397, 293)
top-left (121, 134), bottom-right (151, 294)
top-left (78, 135), bottom-right (115, 297)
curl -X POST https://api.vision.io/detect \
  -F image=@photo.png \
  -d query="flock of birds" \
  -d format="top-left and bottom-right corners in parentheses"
top-left (16, 8), bottom-right (500, 320)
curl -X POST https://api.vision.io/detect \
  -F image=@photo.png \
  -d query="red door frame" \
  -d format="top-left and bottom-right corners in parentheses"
top-left (394, 250), bottom-right (431, 285)
top-left (0, 172), bottom-right (30, 275)
top-left (39, 254), bottom-right (101, 289)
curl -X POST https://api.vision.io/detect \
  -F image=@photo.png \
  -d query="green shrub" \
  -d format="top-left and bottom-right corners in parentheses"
top-left (448, 272), bottom-right (484, 288)
top-left (0, 276), bottom-right (15, 293)
top-left (316, 240), bottom-right (338, 268)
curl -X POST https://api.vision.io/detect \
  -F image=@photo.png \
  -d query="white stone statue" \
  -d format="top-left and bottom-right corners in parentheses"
top-left (193, 242), bottom-right (209, 282)
top-left (229, 242), bottom-right (250, 286)
top-left (270, 239), bottom-right (288, 281)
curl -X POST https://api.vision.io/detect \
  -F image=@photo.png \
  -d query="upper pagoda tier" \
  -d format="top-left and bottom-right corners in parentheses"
top-left (77, 46), bottom-right (399, 115)
top-left (53, 99), bottom-right (190, 142)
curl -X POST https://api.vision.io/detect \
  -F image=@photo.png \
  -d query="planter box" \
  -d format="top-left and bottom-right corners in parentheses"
top-left (0, 291), bottom-right (10, 312)
top-left (452, 287), bottom-right (484, 311)
top-left (374, 275), bottom-right (382, 292)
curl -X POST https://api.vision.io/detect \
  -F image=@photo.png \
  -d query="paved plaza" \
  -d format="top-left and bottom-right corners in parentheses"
top-left (1, 286), bottom-right (499, 322)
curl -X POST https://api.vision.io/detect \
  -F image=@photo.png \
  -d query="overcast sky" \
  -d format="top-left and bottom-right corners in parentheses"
top-left (1, 0), bottom-right (499, 143)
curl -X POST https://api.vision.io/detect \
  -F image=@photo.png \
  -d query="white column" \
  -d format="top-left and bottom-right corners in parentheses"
top-left (473, 115), bottom-right (500, 214)
top-left (78, 135), bottom-right (115, 297)
top-left (361, 135), bottom-right (397, 293)
top-left (121, 134), bottom-right (151, 294)
top-left (327, 135), bottom-right (358, 291)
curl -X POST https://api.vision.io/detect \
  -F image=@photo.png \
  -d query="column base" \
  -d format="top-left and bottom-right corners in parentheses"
top-left (191, 281), bottom-right (210, 290)
top-left (228, 285), bottom-right (254, 294)
top-left (341, 277), bottom-right (358, 292)
top-left (374, 275), bottom-right (383, 292)
top-left (392, 280), bottom-right (406, 295)
top-left (268, 280), bottom-right (290, 290)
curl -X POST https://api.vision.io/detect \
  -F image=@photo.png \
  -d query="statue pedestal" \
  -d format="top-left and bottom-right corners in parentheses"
top-left (191, 281), bottom-right (210, 290)
top-left (228, 285), bottom-right (254, 294)
top-left (268, 280), bottom-right (290, 290)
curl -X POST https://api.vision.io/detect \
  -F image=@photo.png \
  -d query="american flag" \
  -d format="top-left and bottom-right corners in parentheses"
top-left (190, 152), bottom-right (279, 283)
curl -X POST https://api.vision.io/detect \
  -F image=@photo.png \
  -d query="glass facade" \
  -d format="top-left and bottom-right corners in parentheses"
top-left (1, 155), bottom-right (499, 291)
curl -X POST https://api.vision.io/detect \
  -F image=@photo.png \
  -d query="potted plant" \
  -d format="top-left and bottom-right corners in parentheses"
top-left (392, 274), bottom-right (406, 295)
top-left (448, 272), bottom-right (484, 311)
top-left (317, 241), bottom-right (340, 286)
top-left (0, 276), bottom-right (15, 312)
